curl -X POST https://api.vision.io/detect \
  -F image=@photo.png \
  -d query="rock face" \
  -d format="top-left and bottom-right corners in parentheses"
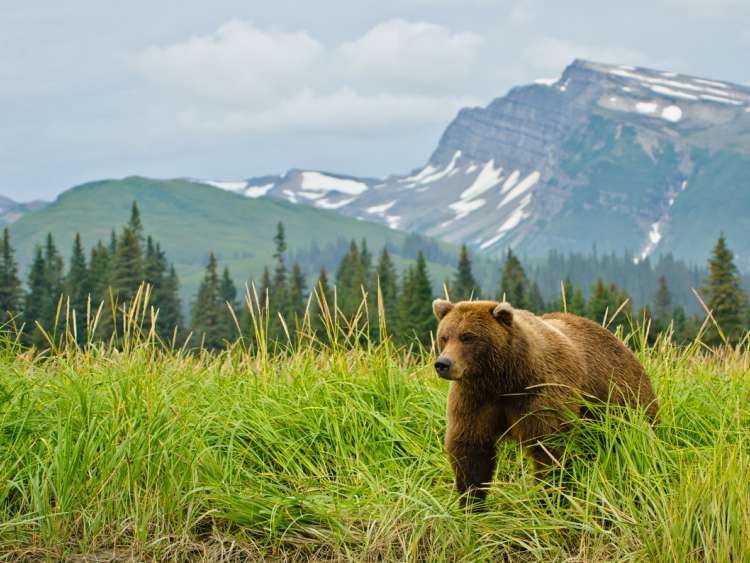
top-left (202, 59), bottom-right (750, 267)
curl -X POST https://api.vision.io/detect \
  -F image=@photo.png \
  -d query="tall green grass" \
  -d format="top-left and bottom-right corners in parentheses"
top-left (1, 289), bottom-right (749, 561)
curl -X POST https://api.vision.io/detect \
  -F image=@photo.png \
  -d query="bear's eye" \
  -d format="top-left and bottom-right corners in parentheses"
top-left (459, 333), bottom-right (476, 343)
top-left (439, 335), bottom-right (448, 346)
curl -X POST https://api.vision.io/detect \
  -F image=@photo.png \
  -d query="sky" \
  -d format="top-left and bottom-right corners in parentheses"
top-left (2, 0), bottom-right (749, 201)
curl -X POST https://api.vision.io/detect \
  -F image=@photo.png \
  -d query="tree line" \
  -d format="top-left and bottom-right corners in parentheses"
top-left (1, 202), bottom-right (747, 349)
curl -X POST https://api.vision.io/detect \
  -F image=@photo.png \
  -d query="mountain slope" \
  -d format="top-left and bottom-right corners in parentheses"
top-left (8, 177), bottom-right (457, 301)
top-left (210, 59), bottom-right (750, 268)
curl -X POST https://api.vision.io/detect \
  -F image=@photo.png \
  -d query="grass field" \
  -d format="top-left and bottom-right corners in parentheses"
top-left (1, 297), bottom-right (749, 561)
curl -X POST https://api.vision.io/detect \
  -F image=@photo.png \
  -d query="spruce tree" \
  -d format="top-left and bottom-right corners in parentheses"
top-left (311, 266), bottom-right (334, 336)
top-left (497, 249), bottom-right (528, 308)
top-left (375, 247), bottom-right (399, 331)
top-left (653, 275), bottom-right (672, 331)
top-left (218, 266), bottom-right (239, 341)
top-left (569, 286), bottom-right (588, 316)
top-left (702, 233), bottom-right (748, 344)
top-left (158, 265), bottom-right (183, 337)
top-left (587, 278), bottom-right (612, 323)
top-left (288, 262), bottom-right (307, 326)
top-left (110, 224), bottom-right (144, 304)
top-left (526, 281), bottom-right (545, 313)
top-left (24, 247), bottom-right (49, 346)
top-left (129, 201), bottom-right (144, 239)
top-left (258, 266), bottom-right (272, 309)
top-left (453, 245), bottom-right (481, 301)
top-left (88, 241), bottom-right (111, 303)
top-left (191, 253), bottom-right (227, 349)
top-left (271, 222), bottom-right (289, 312)
top-left (65, 233), bottom-right (90, 333)
top-left (0, 228), bottom-right (23, 326)
top-left (336, 240), bottom-right (368, 317)
top-left (397, 252), bottom-right (435, 345)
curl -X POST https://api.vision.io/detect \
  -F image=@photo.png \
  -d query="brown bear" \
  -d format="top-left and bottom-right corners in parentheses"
top-left (432, 299), bottom-right (658, 505)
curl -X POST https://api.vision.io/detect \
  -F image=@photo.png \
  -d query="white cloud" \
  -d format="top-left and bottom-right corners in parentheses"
top-left (176, 88), bottom-right (478, 135)
top-left (524, 37), bottom-right (653, 75)
top-left (337, 19), bottom-right (484, 90)
top-left (133, 20), bottom-right (323, 107)
top-left (133, 19), bottom-right (485, 135)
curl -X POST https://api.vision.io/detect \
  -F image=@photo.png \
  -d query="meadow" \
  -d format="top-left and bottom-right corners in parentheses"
top-left (1, 293), bottom-right (749, 561)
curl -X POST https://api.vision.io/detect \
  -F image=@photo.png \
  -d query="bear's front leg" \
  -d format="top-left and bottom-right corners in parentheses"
top-left (446, 440), bottom-right (497, 508)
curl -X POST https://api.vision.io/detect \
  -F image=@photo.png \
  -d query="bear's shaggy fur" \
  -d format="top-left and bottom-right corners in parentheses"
top-left (432, 299), bottom-right (658, 505)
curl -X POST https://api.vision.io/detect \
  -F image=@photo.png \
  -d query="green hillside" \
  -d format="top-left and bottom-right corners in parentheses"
top-left (9, 177), bottom-right (456, 302)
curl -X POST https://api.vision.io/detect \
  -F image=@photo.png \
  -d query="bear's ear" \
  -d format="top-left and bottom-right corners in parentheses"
top-left (492, 302), bottom-right (513, 326)
top-left (432, 299), bottom-right (454, 321)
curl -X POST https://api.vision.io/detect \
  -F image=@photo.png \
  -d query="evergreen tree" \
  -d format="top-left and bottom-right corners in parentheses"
top-left (375, 247), bottom-right (399, 331)
top-left (158, 265), bottom-right (183, 338)
top-left (526, 281), bottom-right (545, 313)
top-left (258, 266), bottom-right (272, 309)
top-left (397, 251), bottom-right (435, 345)
top-left (497, 249), bottom-right (528, 308)
top-left (653, 275), bottom-right (672, 331)
top-left (88, 241), bottom-right (111, 302)
top-left (143, 237), bottom-right (182, 337)
top-left (129, 201), bottom-right (144, 239)
top-left (569, 286), bottom-right (587, 316)
top-left (452, 245), bottom-right (481, 301)
top-left (311, 266), bottom-right (334, 336)
top-left (0, 228), bottom-right (23, 326)
top-left (288, 262), bottom-right (307, 324)
top-left (24, 247), bottom-right (49, 346)
top-left (44, 233), bottom-right (65, 307)
top-left (110, 224), bottom-right (144, 303)
top-left (587, 278), bottom-right (612, 323)
top-left (109, 230), bottom-right (118, 255)
top-left (702, 233), bottom-right (748, 344)
top-left (65, 233), bottom-right (90, 333)
top-left (271, 222), bottom-right (289, 312)
top-left (336, 240), bottom-right (368, 318)
top-left (191, 253), bottom-right (229, 349)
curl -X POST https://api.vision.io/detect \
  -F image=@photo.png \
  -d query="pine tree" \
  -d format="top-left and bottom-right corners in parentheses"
top-left (311, 266), bottom-right (334, 336)
top-left (271, 222), bottom-right (289, 312)
top-left (129, 201), bottom-right (144, 239)
top-left (336, 240), bottom-right (368, 318)
top-left (569, 286), bottom-right (587, 316)
top-left (0, 228), bottom-right (23, 326)
top-left (702, 233), bottom-right (748, 344)
top-left (453, 245), bottom-right (481, 301)
top-left (497, 249), bottom-right (528, 308)
top-left (375, 247), bottom-right (399, 331)
top-left (144, 237), bottom-right (182, 337)
top-left (160, 265), bottom-right (183, 336)
top-left (526, 281), bottom-right (545, 313)
top-left (218, 266), bottom-right (239, 341)
top-left (42, 233), bottom-right (65, 335)
top-left (258, 266), bottom-right (272, 310)
top-left (24, 247), bottom-right (49, 346)
top-left (65, 233), bottom-right (90, 333)
top-left (191, 253), bottom-right (228, 349)
top-left (288, 262), bottom-right (307, 325)
top-left (653, 275), bottom-right (672, 332)
top-left (110, 224), bottom-right (144, 303)
top-left (397, 252), bottom-right (435, 345)
top-left (88, 241), bottom-right (111, 303)
top-left (587, 278), bottom-right (612, 323)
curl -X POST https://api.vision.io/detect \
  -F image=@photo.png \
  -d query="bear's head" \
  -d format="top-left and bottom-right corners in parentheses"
top-left (432, 299), bottom-right (515, 382)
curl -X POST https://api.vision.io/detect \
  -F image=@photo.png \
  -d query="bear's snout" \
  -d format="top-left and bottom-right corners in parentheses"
top-left (434, 357), bottom-right (453, 379)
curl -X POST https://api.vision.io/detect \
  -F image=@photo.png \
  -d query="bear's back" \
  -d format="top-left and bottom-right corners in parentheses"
top-left (541, 312), bottom-right (658, 418)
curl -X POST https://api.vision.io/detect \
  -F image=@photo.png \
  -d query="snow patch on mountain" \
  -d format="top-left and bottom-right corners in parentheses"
top-left (459, 160), bottom-right (503, 200)
top-left (498, 171), bottom-right (540, 208)
top-left (245, 183), bottom-right (274, 198)
top-left (301, 172), bottom-right (368, 195)
top-left (366, 200), bottom-right (397, 215)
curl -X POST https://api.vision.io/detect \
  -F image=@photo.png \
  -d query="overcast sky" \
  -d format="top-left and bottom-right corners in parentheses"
top-left (2, 0), bottom-right (749, 201)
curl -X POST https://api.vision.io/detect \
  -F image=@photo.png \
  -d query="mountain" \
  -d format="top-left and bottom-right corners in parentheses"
top-left (8, 177), bottom-right (458, 301)
top-left (0, 196), bottom-right (48, 226)
top-left (208, 59), bottom-right (750, 268)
